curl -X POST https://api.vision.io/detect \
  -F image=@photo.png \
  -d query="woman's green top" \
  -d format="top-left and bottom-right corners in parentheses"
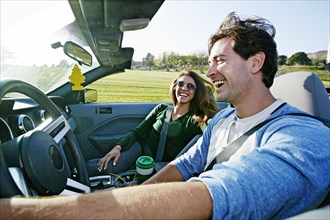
top-left (116, 104), bottom-right (202, 161)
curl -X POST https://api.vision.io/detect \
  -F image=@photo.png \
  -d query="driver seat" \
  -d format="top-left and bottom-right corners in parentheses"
top-left (270, 71), bottom-right (330, 127)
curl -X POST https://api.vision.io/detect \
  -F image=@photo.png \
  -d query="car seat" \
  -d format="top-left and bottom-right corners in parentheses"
top-left (270, 71), bottom-right (330, 127)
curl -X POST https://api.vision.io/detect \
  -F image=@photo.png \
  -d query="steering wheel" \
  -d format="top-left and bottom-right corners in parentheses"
top-left (0, 79), bottom-right (89, 197)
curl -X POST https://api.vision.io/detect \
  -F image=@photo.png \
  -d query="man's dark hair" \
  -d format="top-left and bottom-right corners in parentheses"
top-left (208, 12), bottom-right (278, 88)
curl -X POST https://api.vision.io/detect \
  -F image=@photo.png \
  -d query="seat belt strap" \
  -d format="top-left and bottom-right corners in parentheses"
top-left (155, 106), bottom-right (173, 162)
top-left (205, 108), bottom-right (319, 171)
top-left (205, 116), bottom-right (281, 171)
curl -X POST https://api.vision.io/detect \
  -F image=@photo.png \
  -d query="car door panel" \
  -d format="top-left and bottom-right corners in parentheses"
top-left (68, 103), bottom-right (157, 161)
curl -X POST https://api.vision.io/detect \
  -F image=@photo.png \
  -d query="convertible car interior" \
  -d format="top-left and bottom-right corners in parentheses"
top-left (0, 0), bottom-right (329, 217)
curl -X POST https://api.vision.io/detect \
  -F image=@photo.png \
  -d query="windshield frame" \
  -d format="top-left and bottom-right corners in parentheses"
top-left (1, 1), bottom-right (99, 96)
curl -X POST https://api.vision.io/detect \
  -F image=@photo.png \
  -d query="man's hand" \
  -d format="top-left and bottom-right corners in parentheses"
top-left (144, 163), bottom-right (184, 184)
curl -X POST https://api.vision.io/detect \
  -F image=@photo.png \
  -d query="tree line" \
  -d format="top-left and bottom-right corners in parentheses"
top-left (132, 51), bottom-right (208, 73)
top-left (279, 52), bottom-right (327, 66)
top-left (134, 51), bottom-right (329, 73)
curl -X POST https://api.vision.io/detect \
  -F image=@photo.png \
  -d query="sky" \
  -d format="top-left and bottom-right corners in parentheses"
top-left (1, 0), bottom-right (329, 63)
top-left (123, 0), bottom-right (330, 61)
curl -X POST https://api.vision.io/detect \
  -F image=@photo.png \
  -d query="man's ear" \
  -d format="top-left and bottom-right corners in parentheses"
top-left (250, 51), bottom-right (265, 74)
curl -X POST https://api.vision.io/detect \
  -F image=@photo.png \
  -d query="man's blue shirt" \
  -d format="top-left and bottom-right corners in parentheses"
top-left (173, 103), bottom-right (330, 219)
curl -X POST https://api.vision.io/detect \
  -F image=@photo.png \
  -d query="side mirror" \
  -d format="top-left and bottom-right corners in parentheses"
top-left (84, 88), bottom-right (97, 103)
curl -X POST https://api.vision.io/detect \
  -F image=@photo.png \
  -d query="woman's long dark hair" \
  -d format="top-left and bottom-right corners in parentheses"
top-left (170, 70), bottom-right (219, 126)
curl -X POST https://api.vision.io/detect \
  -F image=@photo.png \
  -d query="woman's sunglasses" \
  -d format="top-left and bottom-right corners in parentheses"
top-left (176, 81), bottom-right (197, 91)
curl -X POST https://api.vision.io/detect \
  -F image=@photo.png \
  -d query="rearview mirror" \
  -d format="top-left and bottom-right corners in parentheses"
top-left (63, 41), bottom-right (92, 66)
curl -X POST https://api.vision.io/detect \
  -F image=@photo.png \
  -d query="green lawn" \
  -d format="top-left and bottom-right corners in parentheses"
top-left (89, 68), bottom-right (329, 103)
top-left (89, 70), bottom-right (181, 102)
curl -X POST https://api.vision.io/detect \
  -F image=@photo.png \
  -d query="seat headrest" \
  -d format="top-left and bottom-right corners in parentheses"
top-left (270, 72), bottom-right (330, 121)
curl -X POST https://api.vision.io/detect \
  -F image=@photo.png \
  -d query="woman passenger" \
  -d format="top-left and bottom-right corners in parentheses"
top-left (86, 70), bottom-right (219, 177)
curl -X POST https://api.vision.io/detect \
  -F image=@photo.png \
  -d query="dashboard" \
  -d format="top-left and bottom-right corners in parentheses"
top-left (0, 96), bottom-right (67, 144)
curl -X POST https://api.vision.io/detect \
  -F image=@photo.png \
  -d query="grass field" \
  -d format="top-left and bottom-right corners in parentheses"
top-left (89, 70), bottom-right (211, 103)
top-left (89, 67), bottom-right (329, 103)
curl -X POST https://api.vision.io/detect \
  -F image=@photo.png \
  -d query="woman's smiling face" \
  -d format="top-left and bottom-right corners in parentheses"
top-left (175, 75), bottom-right (196, 104)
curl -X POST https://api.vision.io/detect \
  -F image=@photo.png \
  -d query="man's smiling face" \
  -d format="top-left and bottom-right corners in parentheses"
top-left (206, 38), bottom-right (253, 105)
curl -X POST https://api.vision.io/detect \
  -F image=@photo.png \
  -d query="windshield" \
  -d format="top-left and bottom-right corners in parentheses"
top-left (1, 1), bottom-right (99, 95)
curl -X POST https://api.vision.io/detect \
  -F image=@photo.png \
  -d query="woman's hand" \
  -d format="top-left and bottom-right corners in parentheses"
top-left (98, 145), bottom-right (121, 172)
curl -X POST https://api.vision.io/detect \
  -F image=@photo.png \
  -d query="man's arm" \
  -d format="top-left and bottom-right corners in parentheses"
top-left (144, 163), bottom-right (184, 184)
top-left (0, 182), bottom-right (212, 219)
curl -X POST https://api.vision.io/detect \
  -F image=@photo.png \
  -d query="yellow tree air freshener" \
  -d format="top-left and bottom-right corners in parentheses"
top-left (69, 64), bottom-right (85, 91)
